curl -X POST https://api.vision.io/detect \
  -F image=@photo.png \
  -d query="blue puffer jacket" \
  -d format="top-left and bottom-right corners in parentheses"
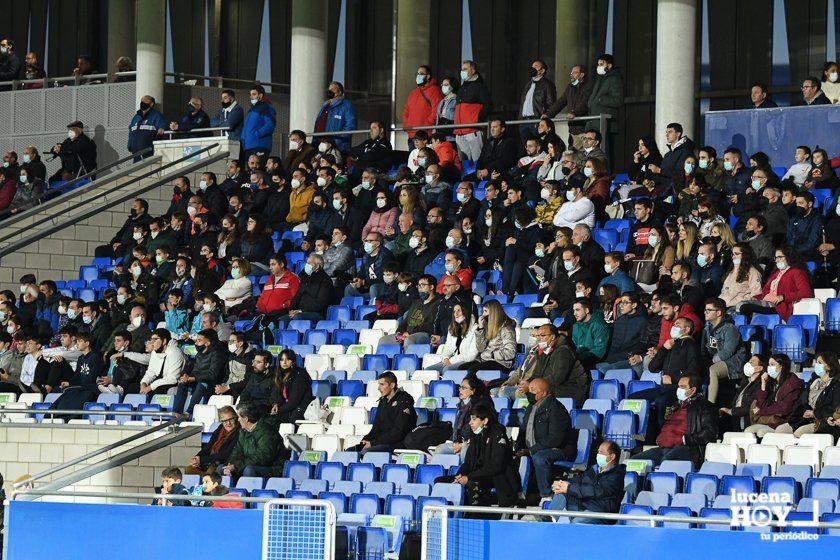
top-left (314, 98), bottom-right (357, 153)
top-left (241, 101), bottom-right (277, 151)
top-left (128, 108), bottom-right (167, 154)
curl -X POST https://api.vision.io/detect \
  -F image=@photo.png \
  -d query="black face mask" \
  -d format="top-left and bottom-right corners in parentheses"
top-left (129, 209), bottom-right (137, 218)
top-left (529, 67), bottom-right (538, 78)
top-left (526, 393), bottom-right (536, 404)
top-left (221, 100), bottom-right (232, 108)
top-left (710, 235), bottom-right (722, 245)
top-left (698, 211), bottom-right (709, 220)
top-left (326, 90), bottom-right (335, 100)
top-left (561, 166), bottom-right (571, 176)
top-left (139, 101), bottom-right (151, 112)
top-left (796, 206), bottom-right (808, 217)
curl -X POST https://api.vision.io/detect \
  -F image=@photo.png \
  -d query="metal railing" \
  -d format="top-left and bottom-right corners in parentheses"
top-left (0, 143), bottom-right (228, 258)
top-left (161, 126), bottom-right (231, 139)
top-left (0, 146), bottom-right (154, 225)
top-left (0, 71), bottom-right (137, 90)
top-left (10, 488), bottom-right (269, 505)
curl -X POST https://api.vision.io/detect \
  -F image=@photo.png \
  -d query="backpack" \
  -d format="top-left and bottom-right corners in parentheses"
top-left (243, 314), bottom-right (275, 346)
top-left (401, 421), bottom-right (452, 451)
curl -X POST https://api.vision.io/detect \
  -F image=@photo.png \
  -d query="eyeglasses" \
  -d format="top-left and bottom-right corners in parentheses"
top-left (220, 418), bottom-right (237, 425)
top-left (774, 256), bottom-right (786, 261)
top-left (619, 300), bottom-right (632, 306)
top-left (703, 308), bottom-right (718, 313)
top-left (458, 385), bottom-right (471, 391)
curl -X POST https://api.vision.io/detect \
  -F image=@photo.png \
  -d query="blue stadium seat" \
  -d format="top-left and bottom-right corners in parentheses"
top-left (386, 494), bottom-right (416, 531)
top-left (311, 380), bottom-right (331, 402)
top-left (431, 482), bottom-right (463, 505)
top-left (441, 371), bottom-right (468, 384)
top-left (274, 329), bottom-right (300, 347)
top-left (603, 410), bottom-right (636, 450)
top-left (318, 491), bottom-right (347, 514)
top-left (332, 329), bottom-right (358, 346)
top-left (700, 462), bottom-right (735, 478)
top-left (338, 380), bottom-right (365, 400)
top-left (350, 493), bottom-right (381, 515)
top-left (646, 472), bottom-right (680, 496)
top-left (604, 369), bottom-right (634, 395)
top-left (348, 463), bottom-right (377, 484)
top-left (377, 343), bottom-right (402, 359)
top-left (512, 294), bottom-right (538, 307)
top-left (351, 370), bottom-right (378, 383)
top-left (772, 324), bottom-right (807, 363)
top-left (236, 476), bottom-right (264, 494)
top-left (316, 462), bottom-right (344, 487)
top-left (618, 503), bottom-right (654, 526)
top-left (363, 354), bottom-right (389, 372)
top-left (570, 409), bottom-right (599, 433)
top-left (401, 483), bottom-right (431, 498)
top-left (304, 329), bottom-right (330, 348)
top-left (405, 343), bottom-right (432, 357)
top-left (475, 270), bottom-right (501, 291)
top-left (285, 490), bottom-right (313, 500)
top-left (787, 314), bottom-right (819, 350)
top-left (415, 464), bottom-right (444, 486)
top-left (735, 463), bottom-right (771, 480)
top-left (355, 305), bottom-right (377, 320)
top-left (327, 306), bottom-right (353, 323)
top-left (826, 298), bottom-right (840, 332)
top-left (365, 481), bottom-right (396, 500)
top-left (429, 380), bottom-right (456, 398)
top-left (698, 508), bottom-right (732, 531)
top-left (341, 296), bottom-right (364, 308)
top-left (362, 452), bottom-right (391, 470)
top-left (299, 479), bottom-right (329, 494)
top-left (635, 490), bottom-right (672, 511)
top-left (283, 461), bottom-right (312, 485)
top-left (333, 480), bottom-right (363, 496)
top-left (684, 473), bottom-right (719, 504)
top-left (475, 370), bottom-right (504, 382)
top-left (720, 475), bottom-right (757, 496)
top-left (344, 320), bottom-right (370, 333)
top-left (659, 461), bottom-right (693, 481)
top-left (554, 429), bottom-right (591, 470)
top-left (355, 526), bottom-right (388, 558)
top-left (590, 379), bottom-right (621, 403)
top-left (592, 228), bottom-right (618, 251)
top-left (381, 464), bottom-right (412, 492)
top-left (471, 278), bottom-right (488, 298)
top-left (251, 489), bottom-right (280, 508)
top-left (796, 497), bottom-right (834, 513)
top-left (760, 477), bottom-right (798, 504)
top-left (582, 398), bottom-right (613, 417)
top-left (806, 478), bottom-right (840, 500)
top-left (436, 408), bottom-right (457, 424)
top-left (287, 319), bottom-right (312, 334)
top-left (671, 492), bottom-right (707, 514)
top-left (501, 303), bottom-right (526, 325)
top-left (776, 464), bottom-right (813, 486)
top-left (627, 380), bottom-right (656, 396)
top-left (393, 354), bottom-right (419, 373)
top-left (321, 370), bottom-right (346, 384)
top-left (658, 506), bottom-right (694, 528)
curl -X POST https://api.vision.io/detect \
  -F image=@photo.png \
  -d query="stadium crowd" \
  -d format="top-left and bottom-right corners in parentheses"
top-left (0, 53), bottom-right (839, 523)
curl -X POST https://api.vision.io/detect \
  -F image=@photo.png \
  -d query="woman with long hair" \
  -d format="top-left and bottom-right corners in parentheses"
top-left (639, 225), bottom-right (674, 290)
top-left (709, 222), bottom-right (736, 269)
top-left (214, 257), bottom-right (253, 318)
top-left (629, 136), bottom-right (663, 185)
top-left (399, 184), bottom-right (428, 228)
top-left (238, 214), bottom-right (273, 275)
top-left (431, 302), bottom-right (479, 372)
top-left (216, 214), bottom-right (242, 263)
top-left (738, 245), bottom-right (814, 321)
top-left (598, 284), bottom-right (619, 324)
top-left (269, 349), bottom-right (314, 424)
top-left (675, 221), bottom-right (700, 264)
top-left (719, 355), bottom-right (767, 432)
top-left (770, 352), bottom-right (840, 437)
top-left (475, 207), bottom-right (510, 270)
top-left (361, 187), bottom-right (398, 240)
top-left (459, 300), bottom-right (517, 375)
top-left (720, 243), bottom-right (762, 310)
top-left (433, 375), bottom-right (494, 460)
top-left (745, 354), bottom-right (804, 437)
top-left (582, 156), bottom-right (611, 222)
top-left (536, 139), bottom-right (567, 182)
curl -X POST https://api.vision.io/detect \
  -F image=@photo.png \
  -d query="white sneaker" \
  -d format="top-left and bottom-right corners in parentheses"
top-left (115, 386), bottom-right (124, 396)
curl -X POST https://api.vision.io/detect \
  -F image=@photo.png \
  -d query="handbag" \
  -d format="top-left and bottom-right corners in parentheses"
top-left (748, 399), bottom-right (786, 426)
top-left (629, 259), bottom-right (657, 285)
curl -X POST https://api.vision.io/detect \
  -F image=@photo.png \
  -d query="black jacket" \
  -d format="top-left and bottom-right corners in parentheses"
top-left (545, 79), bottom-right (596, 134)
top-left (447, 196), bottom-right (481, 224)
top-left (649, 336), bottom-right (701, 379)
top-left (185, 341), bottom-right (227, 385)
top-left (351, 137), bottom-right (393, 172)
top-left (364, 389), bottom-right (417, 446)
top-left (520, 76), bottom-right (557, 118)
top-left (727, 377), bottom-right (762, 431)
top-left (111, 213), bottom-right (153, 246)
top-left (659, 137), bottom-right (696, 187)
top-left (787, 376), bottom-right (840, 430)
top-left (404, 247), bottom-right (437, 276)
top-left (476, 135), bottom-right (518, 174)
top-left (565, 464), bottom-right (626, 516)
top-left (236, 367), bottom-right (276, 413)
top-left (269, 366), bottom-right (314, 424)
top-left (457, 422), bottom-right (520, 506)
top-left (683, 396), bottom-right (719, 468)
top-left (196, 425), bottom-right (240, 468)
top-left (290, 268), bottom-right (333, 314)
top-left (516, 397), bottom-right (576, 457)
top-left (331, 206), bottom-right (365, 250)
top-left (201, 183), bottom-right (228, 221)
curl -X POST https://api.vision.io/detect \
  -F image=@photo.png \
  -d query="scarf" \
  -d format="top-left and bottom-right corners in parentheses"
top-left (210, 425), bottom-right (235, 456)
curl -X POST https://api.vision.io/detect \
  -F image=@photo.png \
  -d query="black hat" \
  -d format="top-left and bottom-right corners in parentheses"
top-left (67, 121), bottom-right (84, 129)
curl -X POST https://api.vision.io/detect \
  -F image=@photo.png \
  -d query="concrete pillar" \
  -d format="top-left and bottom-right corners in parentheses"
top-left (135, 0), bottom-right (166, 108)
top-left (107, 0), bottom-right (135, 76)
top-left (655, 0), bottom-right (698, 148)
top-left (289, 0), bottom-right (329, 133)
top-left (393, 0), bottom-right (431, 148)
top-left (554, 0), bottom-right (588, 82)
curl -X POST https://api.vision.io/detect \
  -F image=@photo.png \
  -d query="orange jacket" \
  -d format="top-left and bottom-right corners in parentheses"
top-left (402, 79), bottom-right (444, 138)
top-left (434, 141), bottom-right (462, 173)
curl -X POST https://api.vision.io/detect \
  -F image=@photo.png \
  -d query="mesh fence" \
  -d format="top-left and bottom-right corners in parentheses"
top-left (262, 499), bottom-right (335, 560)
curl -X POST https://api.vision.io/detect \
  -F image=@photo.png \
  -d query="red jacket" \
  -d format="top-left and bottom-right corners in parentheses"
top-left (585, 176), bottom-right (611, 209)
top-left (434, 141), bottom-right (462, 173)
top-left (754, 267), bottom-right (813, 321)
top-left (256, 269), bottom-right (300, 314)
top-left (436, 268), bottom-right (475, 294)
top-left (0, 179), bottom-right (17, 211)
top-left (754, 374), bottom-right (803, 426)
top-left (402, 79), bottom-right (444, 138)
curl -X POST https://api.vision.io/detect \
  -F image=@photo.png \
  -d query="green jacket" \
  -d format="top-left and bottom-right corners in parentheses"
top-left (572, 310), bottom-right (610, 363)
top-left (147, 230), bottom-right (178, 257)
top-left (227, 419), bottom-right (286, 475)
top-left (587, 68), bottom-right (624, 117)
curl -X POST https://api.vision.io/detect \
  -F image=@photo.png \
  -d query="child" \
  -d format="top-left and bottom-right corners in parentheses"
top-left (154, 467), bottom-right (189, 507)
top-left (164, 288), bottom-right (190, 336)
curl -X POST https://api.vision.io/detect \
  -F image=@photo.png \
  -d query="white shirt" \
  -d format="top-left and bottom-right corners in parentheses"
top-left (783, 162), bottom-right (812, 187)
top-left (553, 197), bottom-right (596, 229)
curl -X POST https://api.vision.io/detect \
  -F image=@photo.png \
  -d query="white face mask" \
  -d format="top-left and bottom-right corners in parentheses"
top-left (319, 142), bottom-right (329, 153)
top-left (575, 291), bottom-right (585, 298)
top-left (291, 178), bottom-right (301, 189)
top-left (131, 266), bottom-right (142, 277)
top-left (68, 130), bottom-right (76, 140)
top-left (398, 282), bottom-right (408, 292)
top-left (445, 236), bottom-right (456, 249)
top-left (743, 362), bottom-right (754, 377)
top-left (132, 231), bottom-right (143, 241)
top-left (669, 326), bottom-right (682, 339)
top-left (131, 316), bottom-right (143, 328)
top-left (441, 84), bottom-right (452, 95)
top-left (382, 274), bottom-right (395, 284)
top-left (454, 315), bottom-right (465, 324)
top-left (648, 235), bottom-right (659, 247)
top-left (116, 294), bottom-right (127, 305)
top-left (408, 237), bottom-right (420, 249)
top-left (540, 188), bottom-right (551, 200)
top-left (228, 343), bottom-right (238, 353)
top-left (485, 218), bottom-right (492, 227)
top-left (604, 263), bottom-right (613, 274)
top-left (150, 231), bottom-right (159, 239)
top-left (288, 140), bottom-right (300, 151)
top-left (767, 365), bottom-right (779, 379)
top-left (58, 305), bottom-right (67, 315)
top-left (376, 198), bottom-right (387, 209)
top-left (316, 177), bottom-right (327, 187)
top-left (830, 72), bottom-right (839, 83)
top-left (596, 65), bottom-right (607, 75)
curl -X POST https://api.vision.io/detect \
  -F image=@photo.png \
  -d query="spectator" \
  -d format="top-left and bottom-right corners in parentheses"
top-left (256, 255), bottom-right (299, 317)
top-left (0, 38), bottom-right (21, 80)
top-left (186, 405), bottom-right (241, 475)
top-left (449, 181), bottom-right (481, 223)
top-left (799, 75), bottom-right (831, 105)
top-left (221, 349), bottom-right (275, 415)
top-left (241, 85), bottom-right (277, 165)
top-left (351, 121), bottom-right (393, 175)
top-left (214, 258), bottom-right (253, 313)
top-left (433, 375), bottom-right (493, 461)
top-left (173, 329), bottom-right (227, 417)
top-left (722, 147), bottom-right (751, 204)
top-left (472, 118), bottom-right (518, 181)
top-left (696, 146), bottom-right (725, 191)
top-left (598, 252), bottom-right (636, 295)
top-left (571, 298), bottom-right (610, 369)
top-left (170, 97), bottom-right (210, 136)
top-left (8, 166), bottom-right (43, 214)
top-left (536, 139), bottom-right (566, 184)
top-left (49, 120), bottom-right (98, 182)
top-left (347, 232), bottom-right (394, 299)
top-left (549, 440), bottom-right (625, 523)
top-left (702, 297), bottom-right (747, 404)
top-left (770, 352), bottom-right (840, 436)
top-left (128, 95), bottom-right (166, 160)
top-left (587, 54), bottom-right (623, 160)
top-left (720, 243), bottom-right (763, 310)
top-left (362, 187), bottom-right (398, 241)
top-left (23, 51), bottom-right (45, 87)
top-left (211, 89), bottom-right (244, 141)
top-left (632, 374), bottom-right (718, 467)
top-left (21, 146), bottom-right (46, 182)
top-left (434, 77), bottom-right (458, 140)
top-left (552, 176), bottom-right (595, 228)
top-left (654, 123), bottom-right (695, 186)
top-left (276, 253), bottom-right (333, 326)
top-left (458, 300), bottom-right (517, 375)
top-left (314, 81), bottom-right (357, 154)
top-left (748, 82), bottom-right (777, 109)
top-left (719, 355), bottom-right (766, 432)
top-left (429, 301), bottom-right (478, 372)
top-left (402, 65), bottom-right (444, 150)
top-left (430, 133), bottom-right (461, 181)
top-left (519, 59), bottom-right (557, 142)
top-left (544, 64), bottom-right (595, 149)
top-left (596, 293), bottom-right (648, 375)
top-left (439, 401), bottom-right (520, 507)
top-left (786, 191), bottom-right (822, 258)
top-left (692, 242), bottom-right (725, 299)
top-left (267, 349), bottom-right (314, 424)
top-left (73, 54), bottom-right (100, 84)
top-left (534, 179), bottom-right (563, 227)
top-left (803, 148), bottom-right (838, 190)
top-left (133, 329), bottom-right (187, 396)
top-left (739, 245), bottom-right (813, 322)
top-left (153, 467), bottom-right (189, 507)
top-left (781, 146), bottom-right (813, 187)
top-left (741, 215), bottom-right (774, 266)
top-left (419, 164), bottom-right (451, 213)
top-left (515, 378), bottom-right (575, 498)
top-left (323, 226), bottom-right (356, 282)
top-left (331, 188), bottom-right (364, 249)
top-left (581, 156), bottom-right (610, 222)
top-left (354, 371), bottom-right (417, 454)
top-left (821, 61), bottom-right (840, 103)
top-left (283, 129), bottom-right (317, 171)
top-left (502, 206), bottom-right (542, 294)
top-left (628, 136), bottom-right (663, 185)
top-left (454, 60), bottom-right (492, 162)
top-left (238, 216), bottom-right (273, 276)
top-left (624, 198), bottom-right (661, 260)
top-left (222, 402), bottom-right (287, 479)
top-left (744, 354), bottom-right (804, 437)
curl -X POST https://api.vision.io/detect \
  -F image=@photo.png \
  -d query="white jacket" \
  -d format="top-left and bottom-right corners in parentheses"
top-left (437, 323), bottom-right (479, 366)
top-left (215, 277), bottom-right (252, 307)
top-left (131, 342), bottom-right (187, 390)
top-left (553, 197), bottom-right (595, 229)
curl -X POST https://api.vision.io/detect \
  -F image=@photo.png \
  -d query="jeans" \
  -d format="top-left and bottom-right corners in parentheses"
top-left (242, 465), bottom-right (274, 478)
top-left (532, 448), bottom-right (574, 497)
top-left (433, 441), bottom-right (469, 462)
top-left (550, 494), bottom-right (607, 524)
top-left (173, 381), bottom-right (210, 415)
top-left (595, 358), bottom-right (643, 376)
top-left (491, 385), bottom-right (519, 399)
top-left (631, 445), bottom-right (691, 466)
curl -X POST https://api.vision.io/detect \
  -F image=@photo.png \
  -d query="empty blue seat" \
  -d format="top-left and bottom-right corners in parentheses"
top-left (635, 490), bottom-right (671, 511)
top-left (658, 506), bottom-right (694, 529)
top-left (501, 303), bottom-right (525, 325)
top-left (735, 463), bottom-right (771, 480)
top-left (274, 329), bottom-right (300, 347)
top-left (592, 229), bottom-right (618, 251)
top-left (381, 464), bottom-right (412, 491)
top-left (350, 493), bottom-right (381, 516)
top-left (787, 314), bottom-right (819, 350)
top-left (720, 475), bottom-right (757, 496)
top-left (311, 380), bottom-right (331, 402)
top-left (332, 329), bottom-right (358, 346)
top-left (700, 462), bottom-right (735, 478)
top-left (554, 429), bottom-right (591, 470)
top-left (604, 369), bottom-right (634, 393)
top-left (251, 489), bottom-right (280, 508)
top-left (415, 464), bottom-right (444, 486)
top-left (685, 473), bottom-right (719, 504)
top-left (647, 472), bottom-right (680, 496)
top-left (318, 491), bottom-right (347, 514)
top-left (344, 320), bottom-right (370, 333)
top-left (436, 408), bottom-right (457, 424)
top-left (659, 460), bottom-right (693, 481)
top-left (406, 343), bottom-right (432, 357)
top-left (299, 479), bottom-right (329, 494)
top-left (333, 480), bottom-right (363, 496)
top-left (475, 370), bottom-right (504, 382)
top-left (386, 494), bottom-right (416, 531)
top-left (627, 380), bottom-right (656, 396)
top-left (590, 379), bottom-right (621, 403)
top-left (365, 481), bottom-right (396, 500)
top-left (327, 305), bottom-right (354, 323)
top-left (777, 464), bottom-right (813, 486)
top-left (429, 380), bottom-right (456, 398)
top-left (341, 296), bottom-right (363, 308)
top-left (351, 370), bottom-right (377, 383)
top-left (698, 508), bottom-right (732, 531)
top-left (304, 329), bottom-right (330, 348)
top-left (285, 490), bottom-right (313, 500)
top-left (363, 354), bottom-right (389, 372)
top-left (362, 452), bottom-right (391, 469)
top-left (826, 298), bottom-right (840, 332)
top-left (356, 526), bottom-right (388, 559)
top-left (338, 380), bottom-right (365, 400)
top-left (603, 410), bottom-right (636, 450)
top-left (316, 462), bottom-right (344, 487)
top-left (512, 294), bottom-right (538, 307)
top-left (393, 354), bottom-right (419, 373)
top-left (760, 477), bottom-right (798, 504)
top-left (772, 324), bottom-right (807, 363)
top-left (797, 497), bottom-right (834, 514)
top-left (441, 370), bottom-right (467, 384)
top-left (604, 218), bottom-right (630, 231)
top-left (671, 492), bottom-right (707, 513)
top-left (236, 476), bottom-right (265, 493)
top-left (618, 503), bottom-right (654, 526)
top-left (401, 483), bottom-right (431, 499)
top-left (431, 482), bottom-right (463, 505)
top-left (806, 477), bottom-right (840, 500)
top-left (348, 462), bottom-right (377, 484)
top-left (283, 461), bottom-right (312, 485)
top-left (287, 319), bottom-right (312, 334)
top-left (321, 370), bottom-right (347, 384)
top-left (355, 305), bottom-right (377, 320)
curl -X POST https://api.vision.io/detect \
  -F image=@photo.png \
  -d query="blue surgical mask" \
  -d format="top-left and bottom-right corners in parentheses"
top-left (723, 161), bottom-right (734, 171)
top-left (82, 315), bottom-right (92, 325)
top-left (814, 362), bottom-right (827, 376)
top-left (250, 98), bottom-right (258, 106)
top-left (460, 70), bottom-right (469, 82)
top-left (751, 179), bottom-right (761, 190)
top-left (563, 260), bottom-right (575, 272)
top-left (698, 159), bottom-right (709, 169)
top-left (456, 193), bottom-right (467, 203)
top-left (583, 167), bottom-right (593, 178)
top-left (364, 242), bottom-right (374, 254)
top-left (472, 425), bottom-right (483, 434)
top-left (684, 163), bottom-right (695, 174)
top-left (332, 200), bottom-right (342, 211)
top-left (596, 454), bottom-right (609, 468)
top-left (535, 248), bottom-right (545, 258)
top-left (566, 190), bottom-right (576, 201)
top-left (767, 365), bottom-right (779, 379)
top-left (415, 74), bottom-right (425, 85)
top-left (696, 254), bottom-right (707, 267)
top-left (776, 260), bottom-right (787, 270)
top-left (304, 263), bottom-right (314, 275)
top-left (676, 387), bottom-right (688, 402)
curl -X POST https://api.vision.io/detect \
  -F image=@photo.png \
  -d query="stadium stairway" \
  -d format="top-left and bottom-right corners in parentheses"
top-left (0, 141), bottom-right (229, 291)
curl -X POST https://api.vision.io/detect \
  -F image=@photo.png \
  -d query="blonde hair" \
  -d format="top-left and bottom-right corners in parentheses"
top-left (483, 299), bottom-right (512, 341)
top-left (712, 222), bottom-right (736, 250)
top-left (676, 221), bottom-right (698, 262)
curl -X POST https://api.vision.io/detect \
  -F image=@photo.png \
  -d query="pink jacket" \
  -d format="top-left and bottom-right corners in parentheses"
top-left (362, 207), bottom-right (397, 239)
